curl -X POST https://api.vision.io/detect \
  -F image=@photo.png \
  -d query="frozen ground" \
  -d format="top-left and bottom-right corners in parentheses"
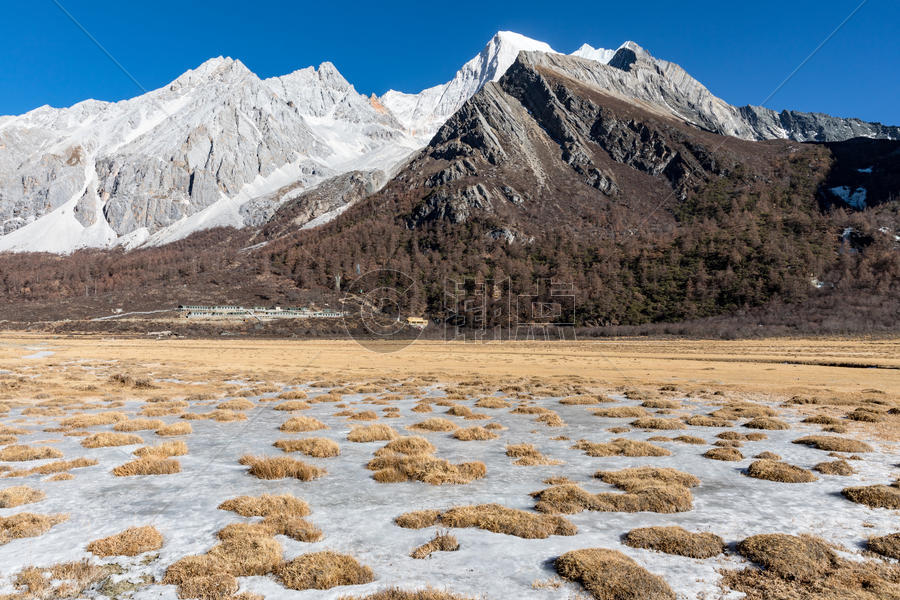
top-left (0, 383), bottom-right (897, 599)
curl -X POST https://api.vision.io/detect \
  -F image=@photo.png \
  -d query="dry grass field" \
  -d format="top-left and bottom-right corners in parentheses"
top-left (0, 333), bottom-right (897, 599)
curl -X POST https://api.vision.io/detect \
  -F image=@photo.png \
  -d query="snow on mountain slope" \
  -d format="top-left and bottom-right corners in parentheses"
top-left (0, 57), bottom-right (418, 253)
top-left (380, 31), bottom-right (556, 140)
top-left (570, 42), bottom-right (617, 64)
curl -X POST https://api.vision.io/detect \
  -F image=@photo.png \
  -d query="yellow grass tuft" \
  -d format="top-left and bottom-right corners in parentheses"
top-left (367, 453), bottom-right (486, 485)
top-left (410, 531), bottom-right (459, 559)
top-left (453, 426), bottom-right (499, 441)
top-left (743, 417), bottom-right (790, 430)
top-left (813, 459), bottom-right (855, 476)
top-left (623, 526), bottom-right (725, 558)
top-left (276, 551), bottom-right (374, 590)
top-left (3, 457), bottom-right (98, 478)
top-left (572, 438), bottom-right (670, 457)
top-left (239, 455), bottom-right (326, 481)
top-left (592, 406), bottom-right (647, 418)
top-left (81, 432), bottom-right (144, 448)
top-left (348, 424), bottom-right (399, 442)
top-left (86, 525), bottom-right (164, 557)
top-left (208, 409), bottom-right (248, 422)
top-left (396, 504), bottom-right (576, 538)
top-left (112, 457), bottom-right (181, 476)
top-left (0, 485), bottom-right (46, 508)
top-left (630, 417), bottom-right (683, 430)
top-left (0, 445), bottom-right (63, 461)
top-left (219, 493), bottom-right (310, 517)
top-left (746, 459), bottom-right (817, 483)
top-left (59, 411), bottom-right (127, 428)
top-left (217, 398), bottom-right (255, 411)
top-left (842, 484), bottom-right (900, 509)
top-left (556, 548), bottom-right (675, 600)
top-left (274, 400), bottom-right (311, 411)
top-left (0, 512), bottom-right (68, 545)
top-left (867, 533), bottom-right (900, 560)
top-left (156, 422), bottom-right (193, 436)
top-left (793, 435), bottom-right (873, 453)
top-left (274, 437), bottom-right (340, 457)
top-left (505, 443), bottom-right (561, 466)
top-left (114, 418), bottom-right (165, 431)
top-left (703, 447), bottom-right (744, 461)
top-left (337, 588), bottom-right (474, 599)
top-left (474, 397), bottom-right (511, 409)
top-left (408, 418), bottom-right (458, 432)
top-left (133, 440), bottom-right (188, 457)
top-left (280, 416), bottom-right (328, 432)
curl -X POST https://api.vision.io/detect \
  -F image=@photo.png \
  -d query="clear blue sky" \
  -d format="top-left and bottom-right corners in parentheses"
top-left (2, 0), bottom-right (897, 125)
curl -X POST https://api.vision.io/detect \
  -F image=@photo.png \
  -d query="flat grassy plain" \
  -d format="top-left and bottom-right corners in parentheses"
top-left (0, 334), bottom-right (897, 599)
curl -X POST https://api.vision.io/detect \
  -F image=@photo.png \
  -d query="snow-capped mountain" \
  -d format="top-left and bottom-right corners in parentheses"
top-left (380, 31), bottom-right (556, 139)
top-left (0, 57), bottom-right (418, 253)
top-left (0, 31), bottom-right (897, 255)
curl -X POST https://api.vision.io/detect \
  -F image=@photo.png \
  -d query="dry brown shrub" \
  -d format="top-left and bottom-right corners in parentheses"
top-left (134, 440), bottom-right (188, 457)
top-left (279, 390), bottom-right (308, 400)
top-left (745, 460), bottom-right (816, 483)
top-left (868, 533), bottom-right (900, 560)
top-left (176, 573), bottom-right (239, 599)
top-left (348, 410), bottom-right (378, 421)
top-left (474, 397), bottom-right (510, 409)
top-left (0, 486), bottom-right (45, 508)
top-left (280, 416), bottom-right (328, 432)
top-left (86, 525), bottom-right (163, 557)
top-left (81, 432), bottom-right (144, 448)
top-left (217, 398), bottom-right (254, 411)
top-left (348, 424), bottom-right (399, 442)
top-left (556, 548), bottom-right (675, 600)
top-left (411, 403), bottom-right (433, 413)
top-left (219, 493), bottom-right (310, 517)
top-left (336, 587), bottom-right (474, 599)
top-left (592, 406), bottom-right (647, 418)
top-left (704, 447), bottom-right (744, 461)
top-left (114, 418), bottom-right (165, 432)
top-left (410, 531), bottom-right (459, 559)
top-left (276, 551), bottom-right (373, 590)
top-left (376, 436), bottom-right (436, 456)
top-left (274, 437), bottom-right (340, 457)
top-left (408, 418), bottom-right (458, 432)
top-left (274, 400), bottom-right (311, 411)
top-left (0, 512), bottom-right (68, 545)
top-left (842, 485), bottom-right (900, 509)
top-left (367, 454), bottom-right (485, 485)
top-left (572, 438), bottom-right (670, 457)
top-left (630, 417), bottom-right (683, 430)
top-left (453, 426), bottom-right (499, 441)
top-left (623, 526), bottom-right (725, 558)
top-left (596, 467), bottom-right (701, 491)
top-left (682, 415), bottom-right (733, 427)
top-left (403, 504), bottom-right (577, 538)
top-left (743, 417), bottom-right (790, 430)
top-left (793, 435), bottom-right (873, 453)
top-left (157, 422), bottom-right (193, 436)
top-left (59, 411), bottom-right (127, 428)
top-left (0, 445), bottom-right (63, 461)
top-left (112, 457), bottom-right (181, 476)
top-left (814, 459), bottom-right (855, 475)
top-left (4, 457), bottom-right (98, 478)
top-left (673, 435), bottom-right (705, 444)
top-left (239, 455), bottom-right (326, 481)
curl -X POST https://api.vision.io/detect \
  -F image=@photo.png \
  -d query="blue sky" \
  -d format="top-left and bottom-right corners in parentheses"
top-left (2, 0), bottom-right (898, 124)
